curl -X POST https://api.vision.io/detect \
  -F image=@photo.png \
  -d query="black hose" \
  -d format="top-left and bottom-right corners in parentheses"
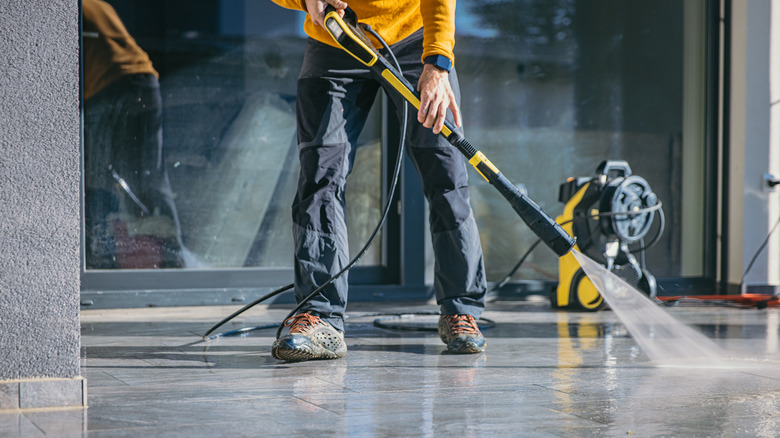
top-left (202, 285), bottom-right (292, 339)
top-left (489, 239), bottom-right (542, 295)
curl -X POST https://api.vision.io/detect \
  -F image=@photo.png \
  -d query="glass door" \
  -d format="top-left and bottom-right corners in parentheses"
top-left (80, 0), bottom-right (394, 306)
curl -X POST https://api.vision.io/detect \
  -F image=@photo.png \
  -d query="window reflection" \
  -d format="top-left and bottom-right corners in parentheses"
top-left (82, 0), bottom-right (708, 281)
top-left (82, 0), bottom-right (382, 270)
top-left (82, 0), bottom-right (183, 269)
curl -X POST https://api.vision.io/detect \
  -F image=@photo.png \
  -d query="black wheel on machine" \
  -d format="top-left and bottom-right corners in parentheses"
top-left (638, 269), bottom-right (658, 299)
top-left (569, 268), bottom-right (606, 311)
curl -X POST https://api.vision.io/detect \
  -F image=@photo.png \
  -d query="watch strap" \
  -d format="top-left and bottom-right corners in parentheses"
top-left (424, 55), bottom-right (452, 72)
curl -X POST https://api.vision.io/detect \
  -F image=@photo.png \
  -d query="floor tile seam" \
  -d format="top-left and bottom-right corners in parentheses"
top-left (80, 364), bottom-right (215, 372)
top-left (85, 370), bottom-right (132, 387)
top-left (740, 370), bottom-right (780, 381)
top-left (340, 339), bottom-right (435, 347)
top-left (85, 393), bottom-right (295, 407)
top-left (0, 408), bottom-right (52, 436)
top-left (281, 385), bottom-right (522, 397)
top-left (79, 361), bottom-right (659, 372)
top-left (330, 385), bottom-right (524, 396)
top-left (533, 387), bottom-right (780, 404)
top-left (328, 363), bottom-right (581, 371)
top-left (85, 390), bottom-right (349, 401)
top-left (82, 372), bottom-right (282, 382)
top-left (83, 416), bottom-right (288, 435)
top-left (80, 351), bottom-right (269, 361)
top-left (80, 380), bottom-right (524, 395)
top-left (81, 345), bottom-right (271, 363)
top-left (309, 377), bottom-right (359, 394)
top-left (289, 395), bottom-right (348, 417)
top-left (82, 339), bottom-right (209, 346)
top-left (84, 386), bottom-right (300, 395)
top-left (80, 370), bottom-right (132, 386)
top-left (530, 383), bottom-right (589, 396)
top-left (341, 336), bottom-right (443, 345)
top-left (91, 383), bottom-right (507, 399)
top-left (80, 351), bottom-right (211, 358)
top-left (334, 410), bottom-right (539, 423)
top-left (80, 342), bottom-right (175, 349)
top-left (85, 386), bottom-right (301, 397)
top-left (79, 375), bottom-right (288, 385)
top-left (540, 404), bottom-right (612, 425)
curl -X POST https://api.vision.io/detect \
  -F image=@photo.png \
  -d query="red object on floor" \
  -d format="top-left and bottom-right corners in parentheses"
top-left (657, 294), bottom-right (780, 307)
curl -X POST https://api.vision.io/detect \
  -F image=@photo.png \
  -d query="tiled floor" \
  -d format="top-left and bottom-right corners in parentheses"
top-left (3, 298), bottom-right (780, 437)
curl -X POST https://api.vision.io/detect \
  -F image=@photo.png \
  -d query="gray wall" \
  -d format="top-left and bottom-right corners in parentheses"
top-left (0, 0), bottom-right (81, 380)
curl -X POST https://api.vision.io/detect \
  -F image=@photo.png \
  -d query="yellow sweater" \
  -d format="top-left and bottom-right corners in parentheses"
top-left (271, 0), bottom-right (456, 64)
top-left (82, 0), bottom-right (158, 100)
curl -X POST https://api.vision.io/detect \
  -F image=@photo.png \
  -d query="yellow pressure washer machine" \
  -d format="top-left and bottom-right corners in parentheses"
top-left (553, 160), bottom-right (663, 311)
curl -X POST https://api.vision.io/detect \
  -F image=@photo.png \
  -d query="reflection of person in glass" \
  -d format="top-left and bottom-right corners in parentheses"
top-left (82, 0), bottom-right (183, 269)
top-left (270, 0), bottom-right (488, 361)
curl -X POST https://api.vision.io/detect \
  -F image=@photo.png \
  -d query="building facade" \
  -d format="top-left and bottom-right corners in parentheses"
top-left (0, 0), bottom-right (777, 409)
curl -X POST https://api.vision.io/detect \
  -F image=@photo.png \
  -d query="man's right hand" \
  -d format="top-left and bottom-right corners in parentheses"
top-left (305, 0), bottom-right (348, 29)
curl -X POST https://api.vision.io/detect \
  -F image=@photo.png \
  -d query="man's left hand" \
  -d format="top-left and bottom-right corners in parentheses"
top-left (417, 64), bottom-right (462, 135)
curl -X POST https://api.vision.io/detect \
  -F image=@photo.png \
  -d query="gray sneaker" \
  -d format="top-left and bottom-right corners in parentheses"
top-left (438, 314), bottom-right (486, 354)
top-left (272, 312), bottom-right (347, 361)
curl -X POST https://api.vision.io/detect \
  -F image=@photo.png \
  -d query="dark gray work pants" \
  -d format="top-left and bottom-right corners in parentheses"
top-left (293, 29), bottom-right (486, 331)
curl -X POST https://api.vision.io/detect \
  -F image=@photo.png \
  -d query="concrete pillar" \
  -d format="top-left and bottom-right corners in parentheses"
top-left (728, 0), bottom-right (780, 293)
top-left (0, 0), bottom-right (86, 409)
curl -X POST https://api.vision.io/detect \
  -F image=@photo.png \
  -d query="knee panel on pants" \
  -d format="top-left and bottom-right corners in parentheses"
top-left (409, 147), bottom-right (473, 233)
top-left (292, 144), bottom-right (348, 234)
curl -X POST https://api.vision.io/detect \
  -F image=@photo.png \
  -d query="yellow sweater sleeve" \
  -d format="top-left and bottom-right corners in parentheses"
top-left (419, 0), bottom-right (456, 63)
top-left (269, 0), bottom-right (306, 11)
top-left (270, 0), bottom-right (456, 65)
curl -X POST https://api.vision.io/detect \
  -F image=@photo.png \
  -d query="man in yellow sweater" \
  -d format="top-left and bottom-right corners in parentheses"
top-left (271, 0), bottom-right (487, 361)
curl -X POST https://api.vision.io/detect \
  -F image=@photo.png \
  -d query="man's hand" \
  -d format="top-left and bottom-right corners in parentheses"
top-left (304, 0), bottom-right (348, 29)
top-left (417, 63), bottom-right (462, 135)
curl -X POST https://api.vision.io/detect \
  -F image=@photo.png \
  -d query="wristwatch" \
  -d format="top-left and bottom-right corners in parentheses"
top-left (424, 55), bottom-right (452, 73)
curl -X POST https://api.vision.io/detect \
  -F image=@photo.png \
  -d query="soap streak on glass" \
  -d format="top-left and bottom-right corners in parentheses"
top-left (573, 250), bottom-right (744, 369)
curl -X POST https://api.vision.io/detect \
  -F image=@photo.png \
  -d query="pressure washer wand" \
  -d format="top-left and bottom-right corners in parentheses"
top-left (452, 135), bottom-right (575, 256)
top-left (324, 7), bottom-right (575, 256)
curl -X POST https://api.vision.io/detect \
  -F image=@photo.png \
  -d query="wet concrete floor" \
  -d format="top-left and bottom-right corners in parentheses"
top-left (3, 299), bottom-right (780, 437)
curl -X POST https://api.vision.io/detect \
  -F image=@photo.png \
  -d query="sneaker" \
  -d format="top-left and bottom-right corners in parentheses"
top-left (438, 314), bottom-right (486, 354)
top-left (271, 312), bottom-right (347, 361)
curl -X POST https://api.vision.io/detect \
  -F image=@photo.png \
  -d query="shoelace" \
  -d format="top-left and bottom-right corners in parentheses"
top-left (444, 315), bottom-right (480, 335)
top-left (284, 313), bottom-right (322, 334)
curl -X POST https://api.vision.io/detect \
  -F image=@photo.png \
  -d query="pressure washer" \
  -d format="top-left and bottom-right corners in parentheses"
top-left (552, 160), bottom-right (664, 311)
top-left (203, 6), bottom-right (574, 339)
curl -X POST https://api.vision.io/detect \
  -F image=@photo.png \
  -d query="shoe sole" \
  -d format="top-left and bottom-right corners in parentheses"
top-left (271, 334), bottom-right (346, 362)
top-left (447, 341), bottom-right (486, 354)
top-left (441, 332), bottom-right (486, 354)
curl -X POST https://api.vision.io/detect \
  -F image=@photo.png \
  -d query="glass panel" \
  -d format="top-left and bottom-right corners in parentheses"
top-left (455, 0), bottom-right (709, 282)
top-left (82, 0), bottom-right (382, 270)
